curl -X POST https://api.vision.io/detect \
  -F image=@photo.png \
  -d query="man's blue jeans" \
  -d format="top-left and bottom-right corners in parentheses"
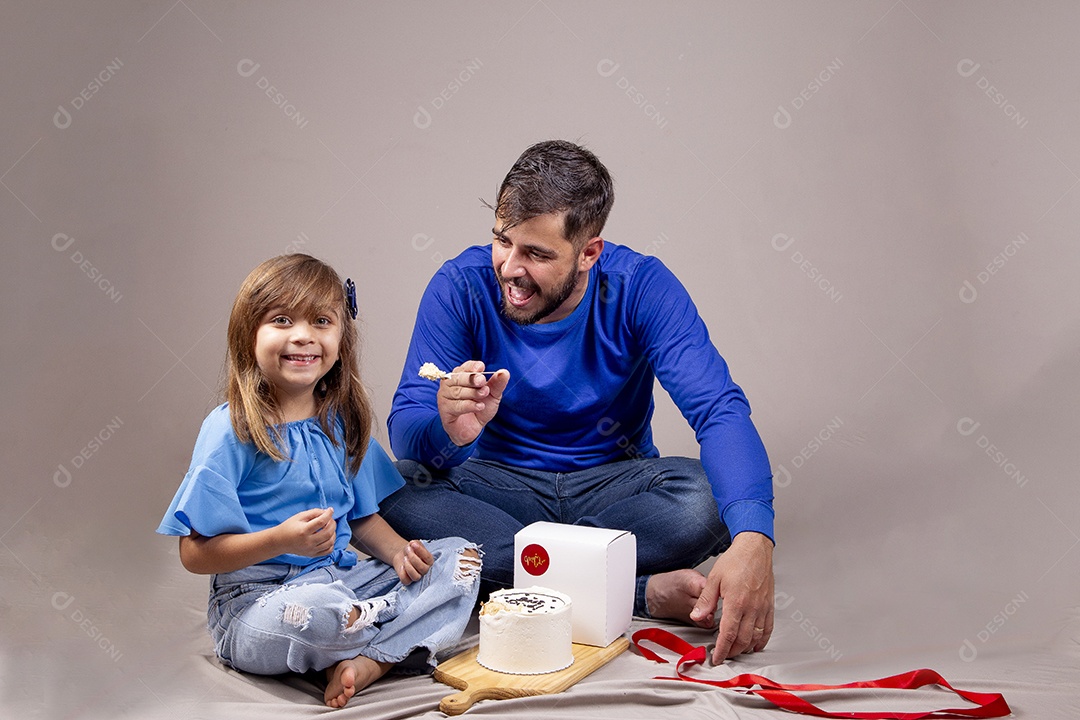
top-left (379, 456), bottom-right (729, 617)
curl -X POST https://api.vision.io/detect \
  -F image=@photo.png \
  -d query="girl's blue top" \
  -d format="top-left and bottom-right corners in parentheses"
top-left (157, 403), bottom-right (404, 568)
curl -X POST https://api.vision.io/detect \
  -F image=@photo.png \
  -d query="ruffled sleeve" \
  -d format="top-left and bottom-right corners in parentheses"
top-left (347, 438), bottom-right (406, 521)
top-left (156, 405), bottom-right (255, 537)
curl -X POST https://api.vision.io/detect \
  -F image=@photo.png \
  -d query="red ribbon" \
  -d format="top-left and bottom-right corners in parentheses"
top-left (632, 628), bottom-right (1011, 719)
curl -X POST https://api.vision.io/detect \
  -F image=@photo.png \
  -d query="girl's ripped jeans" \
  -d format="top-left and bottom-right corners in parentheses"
top-left (206, 537), bottom-right (480, 675)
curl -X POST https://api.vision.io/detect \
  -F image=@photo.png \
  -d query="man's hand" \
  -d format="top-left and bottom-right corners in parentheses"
top-left (691, 531), bottom-right (775, 663)
top-left (393, 539), bottom-right (434, 584)
top-left (437, 361), bottom-right (511, 446)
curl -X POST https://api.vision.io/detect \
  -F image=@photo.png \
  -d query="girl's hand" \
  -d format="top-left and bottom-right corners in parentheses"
top-left (394, 540), bottom-right (434, 585)
top-left (277, 507), bottom-right (336, 557)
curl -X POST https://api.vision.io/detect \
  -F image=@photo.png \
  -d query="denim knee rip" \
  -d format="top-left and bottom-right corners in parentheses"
top-left (253, 585), bottom-right (316, 632)
top-left (343, 597), bottom-right (388, 635)
top-left (281, 602), bottom-right (312, 630)
top-left (453, 543), bottom-right (483, 590)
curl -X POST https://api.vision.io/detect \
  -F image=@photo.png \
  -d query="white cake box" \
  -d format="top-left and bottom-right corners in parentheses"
top-left (513, 521), bottom-right (636, 647)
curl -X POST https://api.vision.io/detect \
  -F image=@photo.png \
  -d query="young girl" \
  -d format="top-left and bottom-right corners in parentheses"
top-left (158, 254), bottom-right (481, 709)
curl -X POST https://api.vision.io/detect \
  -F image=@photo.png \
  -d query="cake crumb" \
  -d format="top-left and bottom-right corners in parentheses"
top-left (418, 362), bottom-right (451, 381)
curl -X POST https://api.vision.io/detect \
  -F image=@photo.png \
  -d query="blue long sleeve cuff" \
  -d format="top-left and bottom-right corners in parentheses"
top-left (721, 499), bottom-right (775, 544)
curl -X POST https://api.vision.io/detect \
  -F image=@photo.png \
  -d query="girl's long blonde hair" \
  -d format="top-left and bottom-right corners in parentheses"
top-left (226, 254), bottom-right (372, 475)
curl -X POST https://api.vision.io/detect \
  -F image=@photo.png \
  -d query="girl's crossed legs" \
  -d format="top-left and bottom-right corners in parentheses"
top-left (214, 537), bottom-right (480, 708)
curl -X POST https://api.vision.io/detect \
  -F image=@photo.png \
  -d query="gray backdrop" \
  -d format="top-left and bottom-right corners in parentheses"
top-left (3, 2), bottom-right (1078, 717)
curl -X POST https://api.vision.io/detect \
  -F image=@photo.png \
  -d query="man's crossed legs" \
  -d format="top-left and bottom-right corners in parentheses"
top-left (377, 456), bottom-right (730, 623)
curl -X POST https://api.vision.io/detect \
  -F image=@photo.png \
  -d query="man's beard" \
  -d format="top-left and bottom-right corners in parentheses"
top-left (497, 266), bottom-right (579, 325)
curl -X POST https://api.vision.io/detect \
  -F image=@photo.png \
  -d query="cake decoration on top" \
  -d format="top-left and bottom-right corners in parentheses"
top-left (476, 586), bottom-right (574, 675)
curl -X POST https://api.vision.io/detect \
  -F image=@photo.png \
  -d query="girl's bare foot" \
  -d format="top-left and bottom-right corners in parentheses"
top-left (645, 569), bottom-right (715, 628)
top-left (324, 656), bottom-right (391, 708)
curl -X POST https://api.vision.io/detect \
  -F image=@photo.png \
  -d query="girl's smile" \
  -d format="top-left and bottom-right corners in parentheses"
top-left (282, 353), bottom-right (321, 365)
top-left (255, 307), bottom-right (341, 419)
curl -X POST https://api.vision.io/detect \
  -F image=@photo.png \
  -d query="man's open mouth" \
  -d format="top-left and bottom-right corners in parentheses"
top-left (505, 283), bottom-right (536, 308)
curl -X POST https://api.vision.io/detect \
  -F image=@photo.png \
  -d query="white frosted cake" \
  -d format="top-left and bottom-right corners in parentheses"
top-left (476, 586), bottom-right (574, 675)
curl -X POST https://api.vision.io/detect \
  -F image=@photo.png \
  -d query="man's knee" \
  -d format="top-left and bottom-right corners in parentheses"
top-left (654, 457), bottom-right (727, 552)
top-left (653, 458), bottom-right (714, 504)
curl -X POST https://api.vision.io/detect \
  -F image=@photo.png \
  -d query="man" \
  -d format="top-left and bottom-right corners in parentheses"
top-left (380, 140), bottom-right (774, 662)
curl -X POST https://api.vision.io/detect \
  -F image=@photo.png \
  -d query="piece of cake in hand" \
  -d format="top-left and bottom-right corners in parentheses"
top-left (418, 362), bottom-right (451, 381)
top-left (476, 587), bottom-right (574, 675)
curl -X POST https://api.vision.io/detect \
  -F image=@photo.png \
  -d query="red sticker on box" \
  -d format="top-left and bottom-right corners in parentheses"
top-left (520, 543), bottom-right (550, 576)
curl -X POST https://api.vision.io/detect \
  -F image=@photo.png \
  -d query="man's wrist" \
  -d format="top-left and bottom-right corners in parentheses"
top-left (731, 530), bottom-right (775, 550)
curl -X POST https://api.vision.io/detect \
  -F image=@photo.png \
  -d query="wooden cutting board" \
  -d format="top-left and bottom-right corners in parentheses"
top-left (434, 637), bottom-right (630, 715)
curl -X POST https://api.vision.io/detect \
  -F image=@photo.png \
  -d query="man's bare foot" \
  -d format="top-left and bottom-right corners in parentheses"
top-left (645, 569), bottom-right (715, 628)
top-left (324, 656), bottom-right (391, 708)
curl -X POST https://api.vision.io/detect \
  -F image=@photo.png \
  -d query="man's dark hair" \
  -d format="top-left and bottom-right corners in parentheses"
top-left (492, 140), bottom-right (615, 245)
